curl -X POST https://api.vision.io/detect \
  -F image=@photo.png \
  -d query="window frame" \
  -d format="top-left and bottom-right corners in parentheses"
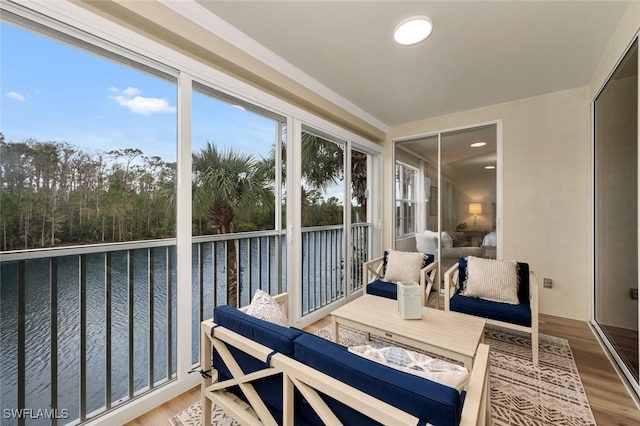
top-left (395, 161), bottom-right (419, 238)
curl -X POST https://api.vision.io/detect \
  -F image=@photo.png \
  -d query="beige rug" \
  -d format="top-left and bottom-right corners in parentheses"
top-left (170, 325), bottom-right (596, 426)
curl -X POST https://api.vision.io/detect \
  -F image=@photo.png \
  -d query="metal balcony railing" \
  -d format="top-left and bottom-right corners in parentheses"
top-left (0, 223), bottom-right (370, 425)
top-left (301, 223), bottom-right (370, 315)
top-left (0, 240), bottom-right (178, 426)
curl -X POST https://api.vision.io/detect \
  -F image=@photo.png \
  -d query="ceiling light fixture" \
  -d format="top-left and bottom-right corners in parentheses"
top-left (470, 142), bottom-right (487, 148)
top-left (393, 16), bottom-right (433, 46)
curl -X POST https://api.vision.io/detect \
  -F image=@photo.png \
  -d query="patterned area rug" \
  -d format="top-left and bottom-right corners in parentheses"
top-left (168, 402), bottom-right (238, 426)
top-left (169, 325), bottom-right (595, 426)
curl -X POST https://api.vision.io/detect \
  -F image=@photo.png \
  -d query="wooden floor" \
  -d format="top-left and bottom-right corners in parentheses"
top-left (600, 323), bottom-right (639, 380)
top-left (125, 312), bottom-right (640, 426)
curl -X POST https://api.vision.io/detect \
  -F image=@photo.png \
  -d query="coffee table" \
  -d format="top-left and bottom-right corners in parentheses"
top-left (331, 295), bottom-right (486, 369)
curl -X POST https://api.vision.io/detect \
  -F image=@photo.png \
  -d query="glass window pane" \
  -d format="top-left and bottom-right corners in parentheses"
top-left (191, 83), bottom-right (286, 362)
top-left (301, 128), bottom-right (345, 314)
top-left (0, 20), bottom-right (177, 421)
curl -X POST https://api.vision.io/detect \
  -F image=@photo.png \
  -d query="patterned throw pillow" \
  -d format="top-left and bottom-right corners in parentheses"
top-left (245, 289), bottom-right (288, 327)
top-left (462, 256), bottom-right (519, 304)
top-left (383, 249), bottom-right (426, 283)
top-left (348, 344), bottom-right (469, 392)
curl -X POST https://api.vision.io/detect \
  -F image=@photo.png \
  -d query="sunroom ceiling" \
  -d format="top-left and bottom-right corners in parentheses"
top-left (193, 0), bottom-right (629, 129)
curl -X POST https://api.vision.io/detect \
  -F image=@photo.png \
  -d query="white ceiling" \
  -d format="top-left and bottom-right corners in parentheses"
top-left (193, 0), bottom-right (629, 129)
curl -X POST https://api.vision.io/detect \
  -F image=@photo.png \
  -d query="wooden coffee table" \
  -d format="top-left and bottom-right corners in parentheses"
top-left (331, 295), bottom-right (486, 369)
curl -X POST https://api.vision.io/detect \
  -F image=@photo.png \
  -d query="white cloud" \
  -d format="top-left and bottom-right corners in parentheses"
top-left (121, 86), bottom-right (140, 97)
top-left (108, 86), bottom-right (175, 115)
top-left (5, 91), bottom-right (26, 102)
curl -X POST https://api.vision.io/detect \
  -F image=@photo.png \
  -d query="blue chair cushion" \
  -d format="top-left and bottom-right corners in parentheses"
top-left (365, 279), bottom-right (398, 299)
top-left (450, 288), bottom-right (532, 327)
top-left (293, 333), bottom-right (463, 426)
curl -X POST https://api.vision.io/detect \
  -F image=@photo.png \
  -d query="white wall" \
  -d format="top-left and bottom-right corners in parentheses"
top-left (385, 87), bottom-right (590, 320)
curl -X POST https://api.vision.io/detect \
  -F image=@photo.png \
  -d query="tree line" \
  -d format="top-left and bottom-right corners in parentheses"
top-left (0, 133), bottom-right (176, 250)
top-left (0, 132), bottom-right (366, 251)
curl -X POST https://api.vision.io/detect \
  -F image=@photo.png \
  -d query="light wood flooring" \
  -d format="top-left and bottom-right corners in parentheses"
top-left (125, 312), bottom-right (640, 426)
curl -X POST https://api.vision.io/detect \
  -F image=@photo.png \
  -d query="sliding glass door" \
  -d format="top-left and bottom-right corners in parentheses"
top-left (394, 124), bottom-right (498, 282)
top-left (594, 39), bottom-right (639, 385)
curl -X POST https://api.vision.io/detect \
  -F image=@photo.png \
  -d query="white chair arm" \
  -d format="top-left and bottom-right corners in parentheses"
top-left (460, 343), bottom-right (492, 426)
top-left (443, 263), bottom-right (460, 311)
top-left (529, 270), bottom-right (538, 303)
top-left (420, 261), bottom-right (439, 308)
top-left (362, 256), bottom-right (385, 288)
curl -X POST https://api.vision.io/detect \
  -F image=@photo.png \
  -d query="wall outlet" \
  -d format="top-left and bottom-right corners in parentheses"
top-left (631, 288), bottom-right (638, 300)
top-left (543, 278), bottom-right (552, 288)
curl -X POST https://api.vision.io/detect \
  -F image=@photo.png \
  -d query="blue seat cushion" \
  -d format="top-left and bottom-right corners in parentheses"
top-left (293, 333), bottom-right (463, 426)
top-left (450, 289), bottom-right (532, 327)
top-left (212, 305), bottom-right (305, 420)
top-left (365, 279), bottom-right (398, 299)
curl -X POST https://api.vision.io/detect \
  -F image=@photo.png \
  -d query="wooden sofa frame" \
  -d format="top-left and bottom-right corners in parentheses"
top-left (200, 293), bottom-right (492, 426)
top-left (363, 256), bottom-right (440, 308)
top-left (444, 263), bottom-right (539, 367)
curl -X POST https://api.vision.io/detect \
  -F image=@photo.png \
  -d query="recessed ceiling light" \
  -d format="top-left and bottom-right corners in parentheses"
top-left (470, 142), bottom-right (487, 148)
top-left (393, 16), bottom-right (433, 46)
top-left (485, 165), bottom-right (496, 170)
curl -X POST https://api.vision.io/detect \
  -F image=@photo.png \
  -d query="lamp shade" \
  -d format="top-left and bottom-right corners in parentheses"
top-left (468, 203), bottom-right (482, 215)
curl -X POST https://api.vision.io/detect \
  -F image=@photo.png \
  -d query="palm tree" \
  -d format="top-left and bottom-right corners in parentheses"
top-left (350, 150), bottom-right (368, 221)
top-left (193, 143), bottom-right (273, 306)
top-left (300, 132), bottom-right (369, 222)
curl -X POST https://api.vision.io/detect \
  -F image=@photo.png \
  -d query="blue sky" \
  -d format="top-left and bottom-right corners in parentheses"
top-left (1, 22), bottom-right (276, 163)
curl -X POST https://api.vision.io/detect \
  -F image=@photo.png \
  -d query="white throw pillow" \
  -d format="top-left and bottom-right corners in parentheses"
top-left (440, 231), bottom-right (454, 248)
top-left (349, 344), bottom-right (469, 392)
top-left (245, 289), bottom-right (288, 327)
top-left (384, 249), bottom-right (426, 283)
top-left (462, 256), bottom-right (519, 304)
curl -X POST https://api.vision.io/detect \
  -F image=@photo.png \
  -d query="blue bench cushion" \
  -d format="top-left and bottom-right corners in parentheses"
top-left (212, 305), bottom-right (304, 420)
top-left (293, 333), bottom-right (462, 426)
top-left (213, 305), bottom-right (303, 356)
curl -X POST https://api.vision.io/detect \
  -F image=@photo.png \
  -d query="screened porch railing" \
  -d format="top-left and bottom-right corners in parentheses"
top-left (0, 223), bottom-right (370, 425)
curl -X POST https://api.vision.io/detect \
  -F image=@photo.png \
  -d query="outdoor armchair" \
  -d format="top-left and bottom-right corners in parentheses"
top-left (363, 249), bottom-right (439, 308)
top-left (444, 256), bottom-right (539, 366)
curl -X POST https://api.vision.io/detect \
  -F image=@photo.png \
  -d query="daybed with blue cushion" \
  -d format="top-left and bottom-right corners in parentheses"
top-left (200, 293), bottom-right (492, 426)
top-left (444, 256), bottom-right (539, 366)
top-left (363, 249), bottom-right (439, 308)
